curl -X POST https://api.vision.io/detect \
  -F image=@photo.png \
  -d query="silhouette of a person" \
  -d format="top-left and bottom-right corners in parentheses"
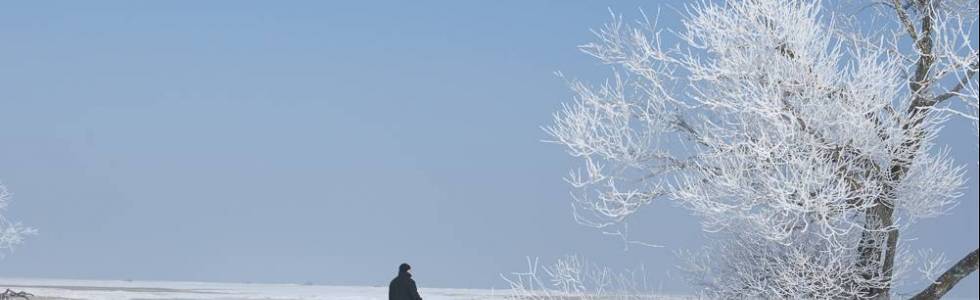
top-left (388, 263), bottom-right (423, 300)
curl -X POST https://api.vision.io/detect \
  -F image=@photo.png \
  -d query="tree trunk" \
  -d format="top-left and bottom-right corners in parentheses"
top-left (855, 203), bottom-right (899, 299)
top-left (855, 2), bottom-right (939, 297)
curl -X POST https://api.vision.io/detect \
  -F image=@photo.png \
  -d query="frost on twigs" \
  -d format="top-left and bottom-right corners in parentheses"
top-left (531, 0), bottom-right (978, 298)
top-left (502, 256), bottom-right (680, 300)
top-left (0, 184), bottom-right (35, 257)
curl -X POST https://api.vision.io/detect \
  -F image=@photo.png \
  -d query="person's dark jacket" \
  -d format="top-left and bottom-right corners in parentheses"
top-left (388, 271), bottom-right (423, 300)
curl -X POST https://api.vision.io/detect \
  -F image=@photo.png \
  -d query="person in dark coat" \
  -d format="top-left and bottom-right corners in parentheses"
top-left (389, 263), bottom-right (423, 300)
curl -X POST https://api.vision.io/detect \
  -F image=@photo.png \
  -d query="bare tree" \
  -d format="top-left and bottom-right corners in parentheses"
top-left (521, 0), bottom-right (978, 299)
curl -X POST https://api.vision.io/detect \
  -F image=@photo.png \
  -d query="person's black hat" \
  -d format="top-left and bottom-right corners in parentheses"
top-left (399, 263), bottom-right (411, 274)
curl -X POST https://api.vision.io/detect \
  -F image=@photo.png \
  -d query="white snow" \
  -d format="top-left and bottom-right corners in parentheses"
top-left (0, 278), bottom-right (516, 300)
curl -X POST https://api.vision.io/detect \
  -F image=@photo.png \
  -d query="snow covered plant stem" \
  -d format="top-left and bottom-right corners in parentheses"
top-left (531, 0), bottom-right (978, 299)
top-left (0, 184), bottom-right (34, 256)
top-left (502, 256), bottom-right (665, 300)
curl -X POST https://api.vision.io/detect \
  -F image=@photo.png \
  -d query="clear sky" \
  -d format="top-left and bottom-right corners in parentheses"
top-left (0, 0), bottom-right (977, 297)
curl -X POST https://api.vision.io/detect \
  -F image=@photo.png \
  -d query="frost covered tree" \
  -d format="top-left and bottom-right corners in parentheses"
top-left (513, 0), bottom-right (979, 299)
top-left (0, 183), bottom-right (34, 256)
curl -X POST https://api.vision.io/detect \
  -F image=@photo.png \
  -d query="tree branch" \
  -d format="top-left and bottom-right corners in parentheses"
top-left (909, 248), bottom-right (979, 300)
top-left (934, 55), bottom-right (979, 103)
top-left (891, 0), bottom-right (919, 40)
top-left (907, 1), bottom-right (936, 112)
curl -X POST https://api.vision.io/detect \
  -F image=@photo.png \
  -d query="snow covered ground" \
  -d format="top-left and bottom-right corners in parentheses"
top-left (0, 278), bottom-right (515, 300)
top-left (2, 278), bottom-right (975, 300)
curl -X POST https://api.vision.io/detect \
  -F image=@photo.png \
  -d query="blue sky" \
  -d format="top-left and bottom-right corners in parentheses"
top-left (0, 0), bottom-right (976, 297)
